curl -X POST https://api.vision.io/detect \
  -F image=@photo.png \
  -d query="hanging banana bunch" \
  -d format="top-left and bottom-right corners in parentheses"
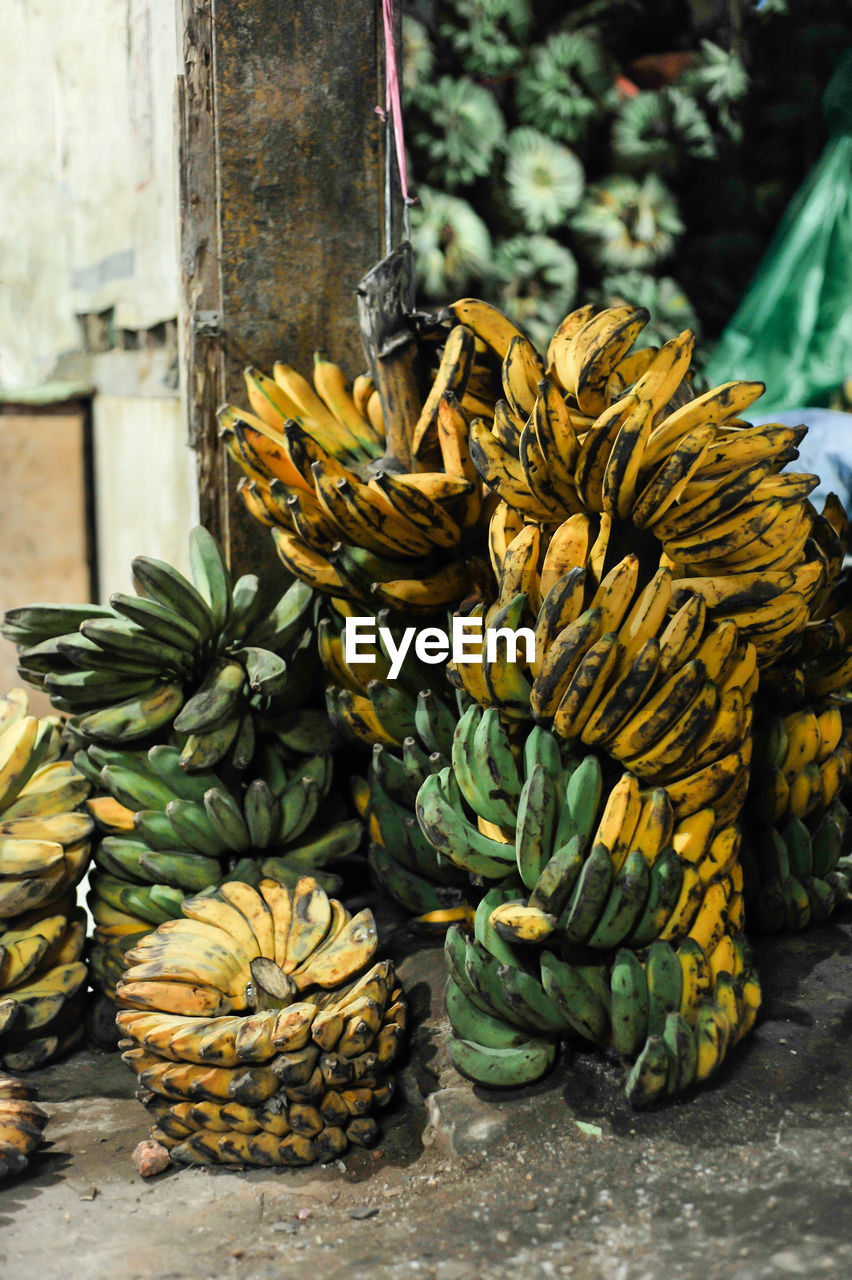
top-left (221, 335), bottom-right (502, 616)
top-left (117, 877), bottom-right (406, 1167)
top-left (2, 527), bottom-right (324, 774)
top-left (0, 690), bottom-right (91, 1070)
top-left (403, 298), bottom-right (852, 1106)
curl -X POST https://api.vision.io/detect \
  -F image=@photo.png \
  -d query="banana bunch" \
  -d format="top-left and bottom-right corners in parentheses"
top-left (419, 714), bottom-right (745, 944)
top-left (0, 690), bottom-right (91, 1070)
top-left (78, 738), bottom-right (361, 1000)
top-left (444, 908), bottom-right (760, 1106)
top-left (224, 338), bottom-right (496, 617)
top-left (741, 704), bottom-right (852, 932)
top-left (752, 498), bottom-right (851, 707)
top-left (2, 528), bottom-right (322, 773)
top-left (116, 876), bottom-right (406, 1166)
top-left (0, 1074), bottom-right (48, 1178)
top-left (449, 569), bottom-right (756, 825)
top-left (457, 301), bottom-right (824, 664)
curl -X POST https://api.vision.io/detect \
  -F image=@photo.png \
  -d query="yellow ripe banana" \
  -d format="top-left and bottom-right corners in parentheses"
top-left (545, 303), bottom-right (596, 384)
top-left (489, 901), bottom-right (556, 944)
top-left (687, 881), bottom-right (729, 958)
top-left (698, 825), bottom-right (741, 886)
top-left (412, 324), bottom-right (476, 457)
top-left (678, 940), bottom-right (711, 1024)
top-left (662, 749), bottom-right (748, 818)
top-left (366, 389), bottom-right (385, 436)
top-left (312, 352), bottom-right (379, 456)
top-left (601, 399), bottom-right (656, 520)
top-left (606, 345), bottom-right (658, 398)
top-left (502, 333), bottom-right (545, 419)
top-left (589, 554), bottom-right (640, 632)
top-left (0, 717), bottom-right (39, 810)
top-left (672, 809), bottom-right (715, 865)
top-left (816, 707), bottom-right (843, 761)
top-left (670, 570), bottom-right (795, 613)
top-left (436, 392), bottom-right (482, 527)
top-left (446, 298), bottom-right (528, 361)
top-left (369, 471), bottom-right (463, 550)
top-left (573, 307), bottom-right (651, 417)
top-left (371, 561), bottom-right (471, 615)
top-left (708, 934), bottom-right (737, 983)
top-left (552, 631), bottom-right (619, 739)
top-left (587, 513), bottom-right (612, 588)
top-left (519, 421), bottom-right (584, 515)
top-left (592, 770), bottom-right (642, 874)
top-left (692, 422), bottom-right (805, 479)
top-left (607, 657), bottom-right (707, 762)
top-left (352, 373), bottom-right (375, 419)
top-left (692, 619), bottom-right (739, 682)
top-left (622, 681), bottom-right (718, 780)
top-left (617, 567), bottom-right (671, 664)
top-left (497, 524), bottom-right (542, 611)
top-left (631, 424), bottom-right (716, 529)
top-left (640, 379), bottom-right (765, 474)
top-left (574, 394), bottom-right (637, 513)
top-left (273, 360), bottom-right (343, 438)
top-left (538, 514), bottom-right (593, 598)
top-left (271, 529), bottom-right (353, 597)
top-left (469, 418), bottom-right (561, 522)
top-left (659, 865), bottom-right (704, 941)
top-left (552, 304), bottom-right (637, 401)
top-left (488, 500), bottom-right (526, 578)
top-left (533, 377), bottom-right (581, 476)
top-left (631, 789), bottom-right (674, 867)
top-left (492, 399), bottom-right (524, 452)
top-left (657, 593), bottom-right (707, 675)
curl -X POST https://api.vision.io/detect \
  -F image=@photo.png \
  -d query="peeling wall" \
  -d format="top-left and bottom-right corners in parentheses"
top-left (0, 0), bottom-right (179, 387)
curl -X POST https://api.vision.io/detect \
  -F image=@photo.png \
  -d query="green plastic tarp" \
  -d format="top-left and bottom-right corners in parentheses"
top-left (702, 50), bottom-right (852, 412)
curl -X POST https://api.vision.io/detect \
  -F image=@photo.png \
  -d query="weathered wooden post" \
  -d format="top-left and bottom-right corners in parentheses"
top-left (177, 0), bottom-right (386, 575)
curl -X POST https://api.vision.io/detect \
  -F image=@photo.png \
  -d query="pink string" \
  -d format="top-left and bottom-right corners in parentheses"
top-left (381, 0), bottom-right (412, 206)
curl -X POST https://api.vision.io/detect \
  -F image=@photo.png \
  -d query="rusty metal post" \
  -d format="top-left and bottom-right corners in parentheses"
top-left (177, 0), bottom-right (386, 579)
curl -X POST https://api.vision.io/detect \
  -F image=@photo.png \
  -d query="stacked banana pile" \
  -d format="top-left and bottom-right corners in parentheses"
top-left (2, 528), bottom-right (320, 773)
top-left (0, 691), bottom-right (91, 1069)
top-left (0, 1074), bottom-right (48, 1177)
top-left (80, 740), bottom-right (362, 1000)
top-left (421, 714), bottom-right (758, 1104)
top-left (116, 877), bottom-right (406, 1166)
top-left (222, 342), bottom-right (497, 615)
top-left (410, 300), bottom-right (851, 1103)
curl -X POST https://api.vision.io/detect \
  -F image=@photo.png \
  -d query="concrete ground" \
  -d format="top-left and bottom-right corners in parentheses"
top-left (3, 903), bottom-right (852, 1280)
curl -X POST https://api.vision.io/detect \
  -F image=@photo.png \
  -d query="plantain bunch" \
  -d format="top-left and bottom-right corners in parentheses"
top-left (117, 877), bottom-right (406, 1166)
top-left (2, 528), bottom-right (322, 775)
top-left (0, 690), bottom-right (91, 1070)
top-left (223, 340), bottom-right (500, 617)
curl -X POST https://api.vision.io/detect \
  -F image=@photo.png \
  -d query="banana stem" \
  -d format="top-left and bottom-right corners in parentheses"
top-left (357, 243), bottom-right (421, 474)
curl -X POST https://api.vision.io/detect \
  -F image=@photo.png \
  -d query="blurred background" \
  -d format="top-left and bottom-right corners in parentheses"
top-left (1, 0), bottom-right (851, 690)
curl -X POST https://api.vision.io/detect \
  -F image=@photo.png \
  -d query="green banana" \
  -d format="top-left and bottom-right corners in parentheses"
top-left (540, 952), bottom-right (609, 1044)
top-left (559, 842), bottom-right (612, 943)
top-left (515, 763), bottom-right (558, 890)
top-left (447, 1034), bottom-right (557, 1088)
top-left (188, 525), bottom-right (231, 632)
top-left (610, 948), bottom-right (649, 1058)
top-left (587, 850), bottom-right (651, 949)
top-left (645, 941), bottom-right (683, 1037)
top-left (528, 835), bottom-right (586, 916)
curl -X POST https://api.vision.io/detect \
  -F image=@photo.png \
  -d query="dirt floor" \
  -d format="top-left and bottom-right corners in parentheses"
top-left (3, 902), bottom-right (852, 1280)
